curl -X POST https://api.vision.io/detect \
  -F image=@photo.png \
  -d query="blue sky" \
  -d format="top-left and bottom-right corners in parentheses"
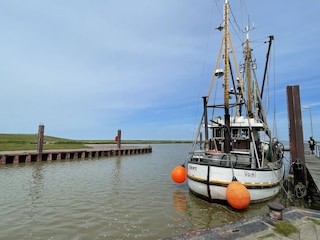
top-left (0, 0), bottom-right (319, 141)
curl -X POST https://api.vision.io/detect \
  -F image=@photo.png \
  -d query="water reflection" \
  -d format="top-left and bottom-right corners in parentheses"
top-left (111, 156), bottom-right (122, 195)
top-left (29, 163), bottom-right (44, 203)
top-left (173, 191), bottom-right (187, 212)
top-left (185, 193), bottom-right (243, 230)
top-left (172, 189), bottom-right (243, 231)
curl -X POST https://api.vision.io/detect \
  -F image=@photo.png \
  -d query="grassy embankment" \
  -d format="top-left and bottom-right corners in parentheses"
top-left (0, 134), bottom-right (191, 151)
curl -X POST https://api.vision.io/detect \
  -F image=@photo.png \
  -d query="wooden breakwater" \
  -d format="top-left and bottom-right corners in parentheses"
top-left (0, 145), bottom-right (152, 164)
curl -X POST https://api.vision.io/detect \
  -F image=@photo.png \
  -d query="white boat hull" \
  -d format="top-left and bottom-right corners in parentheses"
top-left (187, 161), bottom-right (284, 203)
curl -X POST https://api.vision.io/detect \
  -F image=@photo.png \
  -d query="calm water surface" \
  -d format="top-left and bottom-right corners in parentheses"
top-left (0, 144), bottom-right (292, 239)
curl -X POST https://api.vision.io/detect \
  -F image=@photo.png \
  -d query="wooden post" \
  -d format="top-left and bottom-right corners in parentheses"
top-left (287, 85), bottom-right (307, 186)
top-left (117, 129), bottom-right (121, 149)
top-left (37, 125), bottom-right (45, 153)
top-left (37, 125), bottom-right (45, 162)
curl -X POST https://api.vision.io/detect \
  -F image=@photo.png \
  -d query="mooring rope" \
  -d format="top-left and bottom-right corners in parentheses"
top-left (268, 161), bottom-right (295, 205)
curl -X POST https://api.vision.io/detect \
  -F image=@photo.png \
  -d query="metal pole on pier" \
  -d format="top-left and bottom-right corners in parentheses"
top-left (302, 106), bottom-right (314, 138)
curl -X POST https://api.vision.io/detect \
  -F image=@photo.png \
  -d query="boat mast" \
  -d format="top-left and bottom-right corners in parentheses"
top-left (224, 0), bottom-right (230, 153)
top-left (261, 35), bottom-right (274, 99)
top-left (244, 26), bottom-right (252, 116)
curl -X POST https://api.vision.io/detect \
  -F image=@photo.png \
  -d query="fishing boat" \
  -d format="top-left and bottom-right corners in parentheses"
top-left (186, 0), bottom-right (285, 208)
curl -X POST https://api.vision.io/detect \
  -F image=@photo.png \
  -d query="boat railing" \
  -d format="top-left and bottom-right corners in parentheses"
top-left (304, 142), bottom-right (320, 158)
top-left (192, 154), bottom-right (281, 170)
top-left (191, 151), bottom-right (252, 168)
top-left (230, 150), bottom-right (250, 155)
top-left (191, 150), bottom-right (206, 157)
top-left (315, 144), bottom-right (320, 158)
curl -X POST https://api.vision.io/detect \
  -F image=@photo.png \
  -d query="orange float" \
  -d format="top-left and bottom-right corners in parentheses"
top-left (226, 181), bottom-right (250, 209)
top-left (171, 165), bottom-right (186, 184)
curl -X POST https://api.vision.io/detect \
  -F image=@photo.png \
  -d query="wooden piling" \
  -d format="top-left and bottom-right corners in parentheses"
top-left (117, 129), bottom-right (121, 149)
top-left (37, 125), bottom-right (45, 162)
top-left (0, 146), bottom-right (152, 165)
top-left (287, 85), bottom-right (307, 187)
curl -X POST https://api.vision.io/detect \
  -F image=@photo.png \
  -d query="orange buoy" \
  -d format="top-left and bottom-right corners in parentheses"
top-left (171, 165), bottom-right (186, 184)
top-left (114, 136), bottom-right (118, 141)
top-left (226, 181), bottom-right (250, 209)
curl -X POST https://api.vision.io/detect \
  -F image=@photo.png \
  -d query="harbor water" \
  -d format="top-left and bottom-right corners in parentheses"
top-left (0, 143), bottom-right (292, 239)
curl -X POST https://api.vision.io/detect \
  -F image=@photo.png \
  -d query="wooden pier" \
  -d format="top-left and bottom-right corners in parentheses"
top-left (287, 86), bottom-right (320, 198)
top-left (0, 145), bottom-right (152, 164)
top-left (305, 146), bottom-right (320, 193)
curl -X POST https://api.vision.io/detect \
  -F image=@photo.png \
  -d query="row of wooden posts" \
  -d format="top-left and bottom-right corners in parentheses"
top-left (0, 127), bottom-right (152, 164)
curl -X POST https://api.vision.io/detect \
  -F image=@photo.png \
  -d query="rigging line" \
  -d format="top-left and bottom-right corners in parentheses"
top-left (214, 0), bottom-right (223, 20)
top-left (190, 113), bottom-right (204, 154)
top-left (272, 41), bottom-right (278, 138)
top-left (229, 34), bottom-right (244, 99)
top-left (249, 37), bottom-right (271, 52)
top-left (228, 5), bottom-right (242, 32)
top-left (237, 90), bottom-right (261, 167)
top-left (268, 161), bottom-right (295, 204)
top-left (190, 0), bottom-right (216, 146)
top-left (198, 1), bottom-right (216, 101)
top-left (253, 36), bottom-right (271, 43)
top-left (240, 0), bottom-right (249, 28)
top-left (265, 40), bottom-right (271, 117)
top-left (265, 66), bottom-right (269, 116)
top-left (207, 37), bottom-right (224, 100)
top-left (229, 21), bottom-right (243, 44)
top-left (228, 5), bottom-right (244, 44)
top-left (251, 42), bottom-right (267, 50)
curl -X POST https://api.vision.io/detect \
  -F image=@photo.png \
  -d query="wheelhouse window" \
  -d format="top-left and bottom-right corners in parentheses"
top-left (231, 128), bottom-right (249, 139)
top-left (213, 128), bottom-right (223, 138)
top-left (232, 128), bottom-right (239, 138)
top-left (241, 128), bottom-right (249, 138)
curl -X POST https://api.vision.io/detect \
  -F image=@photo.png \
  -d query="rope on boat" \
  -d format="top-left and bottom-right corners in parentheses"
top-left (268, 160), bottom-right (295, 205)
top-left (243, 111), bottom-right (261, 169)
top-left (227, 153), bottom-right (237, 181)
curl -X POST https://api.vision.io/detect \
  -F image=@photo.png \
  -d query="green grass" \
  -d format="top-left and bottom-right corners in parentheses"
top-left (274, 220), bottom-right (298, 236)
top-left (0, 134), bottom-right (87, 151)
top-left (0, 134), bottom-right (191, 151)
top-left (307, 217), bottom-right (320, 225)
top-left (257, 233), bottom-right (276, 239)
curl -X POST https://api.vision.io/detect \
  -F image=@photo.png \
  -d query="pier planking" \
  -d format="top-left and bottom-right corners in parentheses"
top-left (305, 151), bottom-right (320, 193)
